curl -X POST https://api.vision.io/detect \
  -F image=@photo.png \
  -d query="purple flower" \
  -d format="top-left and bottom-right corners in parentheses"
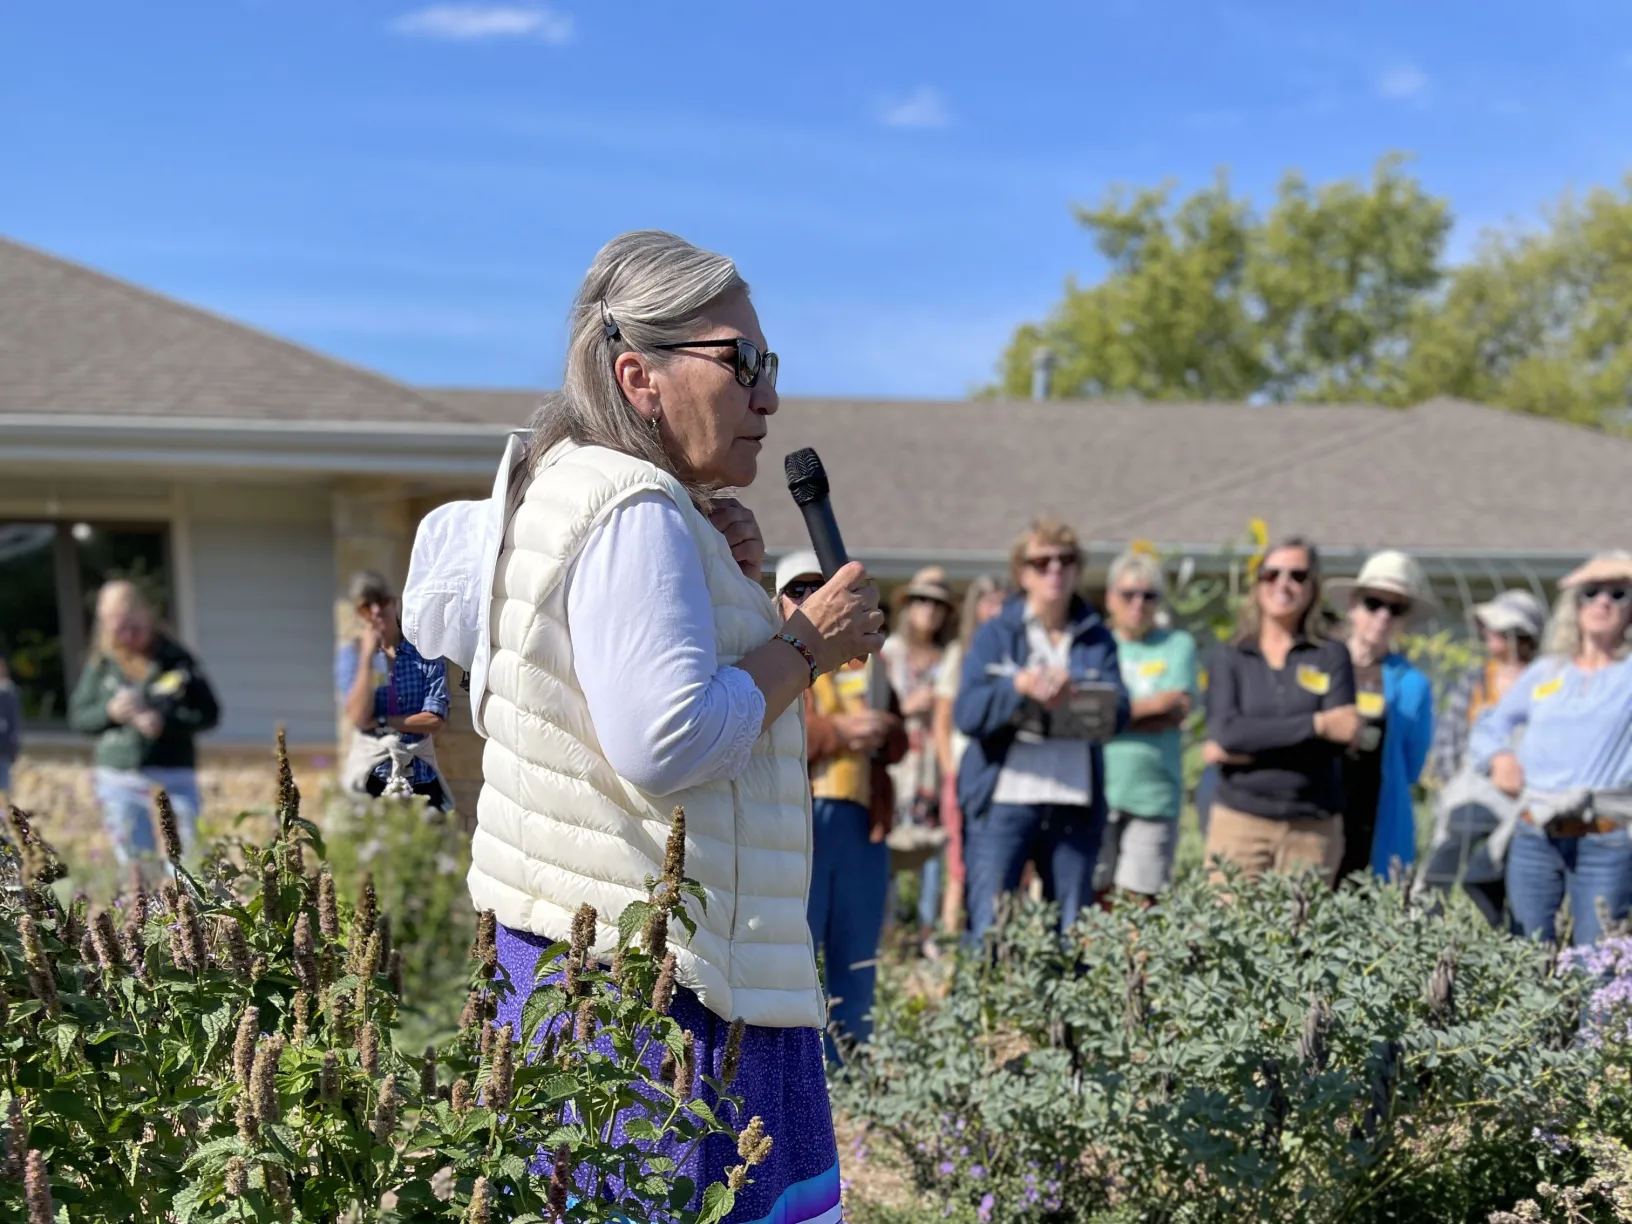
top-left (937, 1161), bottom-right (956, 1176)
top-left (978, 1193), bottom-right (996, 1222)
top-left (970, 1165), bottom-right (986, 1180)
top-left (1532, 1127), bottom-right (1571, 1155)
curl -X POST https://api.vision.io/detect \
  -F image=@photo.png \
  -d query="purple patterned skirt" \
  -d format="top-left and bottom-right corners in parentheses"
top-left (494, 923), bottom-right (842, 1224)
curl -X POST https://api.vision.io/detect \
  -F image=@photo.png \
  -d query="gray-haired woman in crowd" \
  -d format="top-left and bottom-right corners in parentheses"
top-left (1096, 548), bottom-right (1197, 901)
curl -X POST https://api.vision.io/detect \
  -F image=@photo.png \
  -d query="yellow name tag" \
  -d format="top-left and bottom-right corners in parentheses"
top-left (1357, 691), bottom-right (1386, 719)
top-left (150, 669), bottom-right (187, 697)
top-left (1533, 676), bottom-right (1564, 701)
top-left (1138, 659), bottom-right (1168, 679)
top-left (1295, 666), bottom-right (1331, 696)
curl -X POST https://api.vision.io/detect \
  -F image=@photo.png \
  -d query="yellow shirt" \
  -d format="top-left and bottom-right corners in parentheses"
top-left (810, 658), bottom-right (879, 807)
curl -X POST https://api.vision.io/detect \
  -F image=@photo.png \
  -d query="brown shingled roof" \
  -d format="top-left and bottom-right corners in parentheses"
top-left (422, 388), bottom-right (1632, 557)
top-left (0, 236), bottom-right (482, 424)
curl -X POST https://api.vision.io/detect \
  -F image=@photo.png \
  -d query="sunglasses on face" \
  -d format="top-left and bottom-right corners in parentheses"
top-left (1258, 567), bottom-right (1310, 586)
top-left (1115, 589), bottom-right (1160, 604)
top-left (1582, 584), bottom-right (1632, 605)
top-left (1360, 595), bottom-right (1411, 619)
top-left (1024, 552), bottom-right (1079, 573)
top-left (781, 579), bottom-right (822, 602)
top-left (651, 336), bottom-right (778, 389)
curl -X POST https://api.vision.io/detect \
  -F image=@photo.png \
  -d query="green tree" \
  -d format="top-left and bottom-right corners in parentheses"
top-left (996, 155), bottom-right (1450, 405)
top-left (1252, 155), bottom-right (1448, 401)
top-left (1404, 177), bottom-right (1632, 427)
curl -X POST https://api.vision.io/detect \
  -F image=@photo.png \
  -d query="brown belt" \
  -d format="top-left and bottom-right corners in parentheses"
top-left (1520, 810), bottom-right (1622, 838)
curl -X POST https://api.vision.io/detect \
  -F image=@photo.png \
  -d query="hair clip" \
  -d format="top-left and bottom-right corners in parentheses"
top-left (600, 301), bottom-right (620, 341)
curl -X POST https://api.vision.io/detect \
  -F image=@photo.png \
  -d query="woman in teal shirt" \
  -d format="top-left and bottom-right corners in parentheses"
top-left (1097, 548), bottom-right (1198, 900)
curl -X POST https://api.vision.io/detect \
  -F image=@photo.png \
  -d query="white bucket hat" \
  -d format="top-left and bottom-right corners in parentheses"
top-left (1471, 589), bottom-right (1546, 639)
top-left (1326, 549), bottom-right (1439, 624)
top-left (773, 550), bottom-right (822, 597)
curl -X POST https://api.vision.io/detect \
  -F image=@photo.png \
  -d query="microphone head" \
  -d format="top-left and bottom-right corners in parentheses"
top-left (784, 447), bottom-right (830, 508)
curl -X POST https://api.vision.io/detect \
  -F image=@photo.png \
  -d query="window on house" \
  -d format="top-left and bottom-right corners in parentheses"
top-left (0, 521), bottom-right (171, 727)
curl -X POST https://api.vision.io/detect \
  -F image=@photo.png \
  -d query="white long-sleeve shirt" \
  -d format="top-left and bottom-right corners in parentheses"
top-left (565, 491), bottom-right (766, 795)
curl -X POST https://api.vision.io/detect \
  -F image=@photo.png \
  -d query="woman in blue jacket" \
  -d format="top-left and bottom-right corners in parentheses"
top-left (1327, 550), bottom-right (1437, 881)
top-left (954, 519), bottom-right (1130, 938)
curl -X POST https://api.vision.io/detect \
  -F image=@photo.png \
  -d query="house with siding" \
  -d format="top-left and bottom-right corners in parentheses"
top-left (6, 234), bottom-right (1632, 796)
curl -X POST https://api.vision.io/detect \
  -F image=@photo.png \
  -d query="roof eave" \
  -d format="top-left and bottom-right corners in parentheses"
top-left (0, 414), bottom-right (516, 480)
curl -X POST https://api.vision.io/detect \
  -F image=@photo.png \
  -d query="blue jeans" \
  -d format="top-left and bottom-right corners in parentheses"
top-left (1506, 822), bottom-right (1632, 947)
top-left (918, 855), bottom-right (942, 932)
top-left (1195, 765), bottom-right (1220, 839)
top-left (93, 766), bottom-right (200, 866)
top-left (964, 802), bottom-right (1104, 939)
top-left (807, 798), bottom-right (889, 1055)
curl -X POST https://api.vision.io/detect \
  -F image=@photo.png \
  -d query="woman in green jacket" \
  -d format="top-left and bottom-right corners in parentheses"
top-left (68, 580), bottom-right (220, 866)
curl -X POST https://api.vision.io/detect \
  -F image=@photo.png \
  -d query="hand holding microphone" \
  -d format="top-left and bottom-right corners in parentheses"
top-left (782, 448), bottom-right (885, 672)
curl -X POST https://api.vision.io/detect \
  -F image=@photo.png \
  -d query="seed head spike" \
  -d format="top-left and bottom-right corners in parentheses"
top-left (371, 1073), bottom-right (399, 1144)
top-left (233, 1005), bottom-right (260, 1086)
top-left (318, 869), bottom-right (339, 940)
top-left (154, 789), bottom-right (184, 861)
top-left (25, 1149), bottom-right (54, 1224)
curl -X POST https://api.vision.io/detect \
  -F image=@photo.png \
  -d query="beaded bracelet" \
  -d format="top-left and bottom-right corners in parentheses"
top-left (772, 632), bottom-right (820, 686)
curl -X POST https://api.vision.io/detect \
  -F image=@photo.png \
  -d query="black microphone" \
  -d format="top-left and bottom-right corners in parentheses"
top-left (784, 447), bottom-right (848, 580)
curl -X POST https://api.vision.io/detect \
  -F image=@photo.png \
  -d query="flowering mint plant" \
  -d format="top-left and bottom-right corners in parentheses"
top-left (836, 870), bottom-right (1594, 1223)
top-left (1559, 936), bottom-right (1632, 1044)
top-left (0, 733), bottom-right (768, 1224)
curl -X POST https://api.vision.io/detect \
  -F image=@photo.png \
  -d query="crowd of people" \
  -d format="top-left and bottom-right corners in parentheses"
top-left (766, 528), bottom-right (1632, 1059)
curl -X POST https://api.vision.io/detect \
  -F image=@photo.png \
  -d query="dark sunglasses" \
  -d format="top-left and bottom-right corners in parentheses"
top-left (1114, 588), bottom-right (1160, 604)
top-left (1024, 552), bottom-right (1080, 573)
top-left (781, 578), bottom-right (822, 602)
top-left (1258, 567), bottom-right (1310, 586)
top-left (652, 337), bottom-right (778, 389)
top-left (1581, 584), bottom-right (1631, 605)
top-left (1361, 595), bottom-right (1411, 618)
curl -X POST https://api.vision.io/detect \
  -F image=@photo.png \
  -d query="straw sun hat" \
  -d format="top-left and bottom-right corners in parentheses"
top-left (1558, 551), bottom-right (1632, 591)
top-left (1325, 550), bottom-right (1440, 625)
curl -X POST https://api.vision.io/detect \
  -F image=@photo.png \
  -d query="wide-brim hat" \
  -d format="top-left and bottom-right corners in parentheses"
top-left (1471, 589), bottom-right (1546, 639)
top-left (896, 565), bottom-right (954, 608)
top-left (1325, 550), bottom-right (1440, 625)
top-left (1559, 551), bottom-right (1632, 591)
top-left (773, 549), bottom-right (823, 596)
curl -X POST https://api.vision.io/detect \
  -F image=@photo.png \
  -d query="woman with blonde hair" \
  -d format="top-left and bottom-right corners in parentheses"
top-left (954, 519), bottom-right (1130, 936)
top-left (1201, 538), bottom-right (1359, 884)
top-left (1472, 552), bottom-right (1632, 945)
top-left (68, 580), bottom-right (220, 866)
top-left (403, 230), bottom-right (882, 1220)
top-left (932, 574), bottom-right (1007, 932)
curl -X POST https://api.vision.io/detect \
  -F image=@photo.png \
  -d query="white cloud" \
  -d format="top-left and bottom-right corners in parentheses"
top-left (1375, 62), bottom-right (1428, 100)
top-left (879, 86), bottom-right (951, 130)
top-left (390, 5), bottom-right (574, 44)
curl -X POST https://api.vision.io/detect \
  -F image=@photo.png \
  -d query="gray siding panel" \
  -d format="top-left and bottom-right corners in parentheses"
top-left (186, 485), bottom-right (334, 746)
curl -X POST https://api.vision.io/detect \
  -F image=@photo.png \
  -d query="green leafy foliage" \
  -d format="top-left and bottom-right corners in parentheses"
top-left (0, 737), bottom-right (765, 1223)
top-left (321, 790), bottom-right (475, 1050)
top-left (998, 156), bottom-right (1448, 406)
top-left (996, 156), bottom-right (1632, 429)
top-left (835, 868), bottom-right (1613, 1223)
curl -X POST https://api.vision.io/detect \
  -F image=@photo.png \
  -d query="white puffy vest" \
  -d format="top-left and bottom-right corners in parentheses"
top-left (468, 442), bottom-right (824, 1030)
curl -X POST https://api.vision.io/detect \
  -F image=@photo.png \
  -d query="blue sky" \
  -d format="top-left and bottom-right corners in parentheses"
top-left (4, 1), bottom-right (1632, 397)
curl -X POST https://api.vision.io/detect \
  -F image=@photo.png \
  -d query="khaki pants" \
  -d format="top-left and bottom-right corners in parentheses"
top-left (1204, 802), bottom-right (1343, 887)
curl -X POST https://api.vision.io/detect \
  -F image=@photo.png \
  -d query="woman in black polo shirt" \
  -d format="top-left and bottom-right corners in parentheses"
top-left (1202, 538), bottom-right (1361, 885)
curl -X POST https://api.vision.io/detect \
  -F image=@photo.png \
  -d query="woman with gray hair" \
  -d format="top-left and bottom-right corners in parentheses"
top-left (1095, 548), bottom-right (1198, 900)
top-left (405, 231), bottom-right (882, 1219)
top-left (1471, 552), bottom-right (1632, 945)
